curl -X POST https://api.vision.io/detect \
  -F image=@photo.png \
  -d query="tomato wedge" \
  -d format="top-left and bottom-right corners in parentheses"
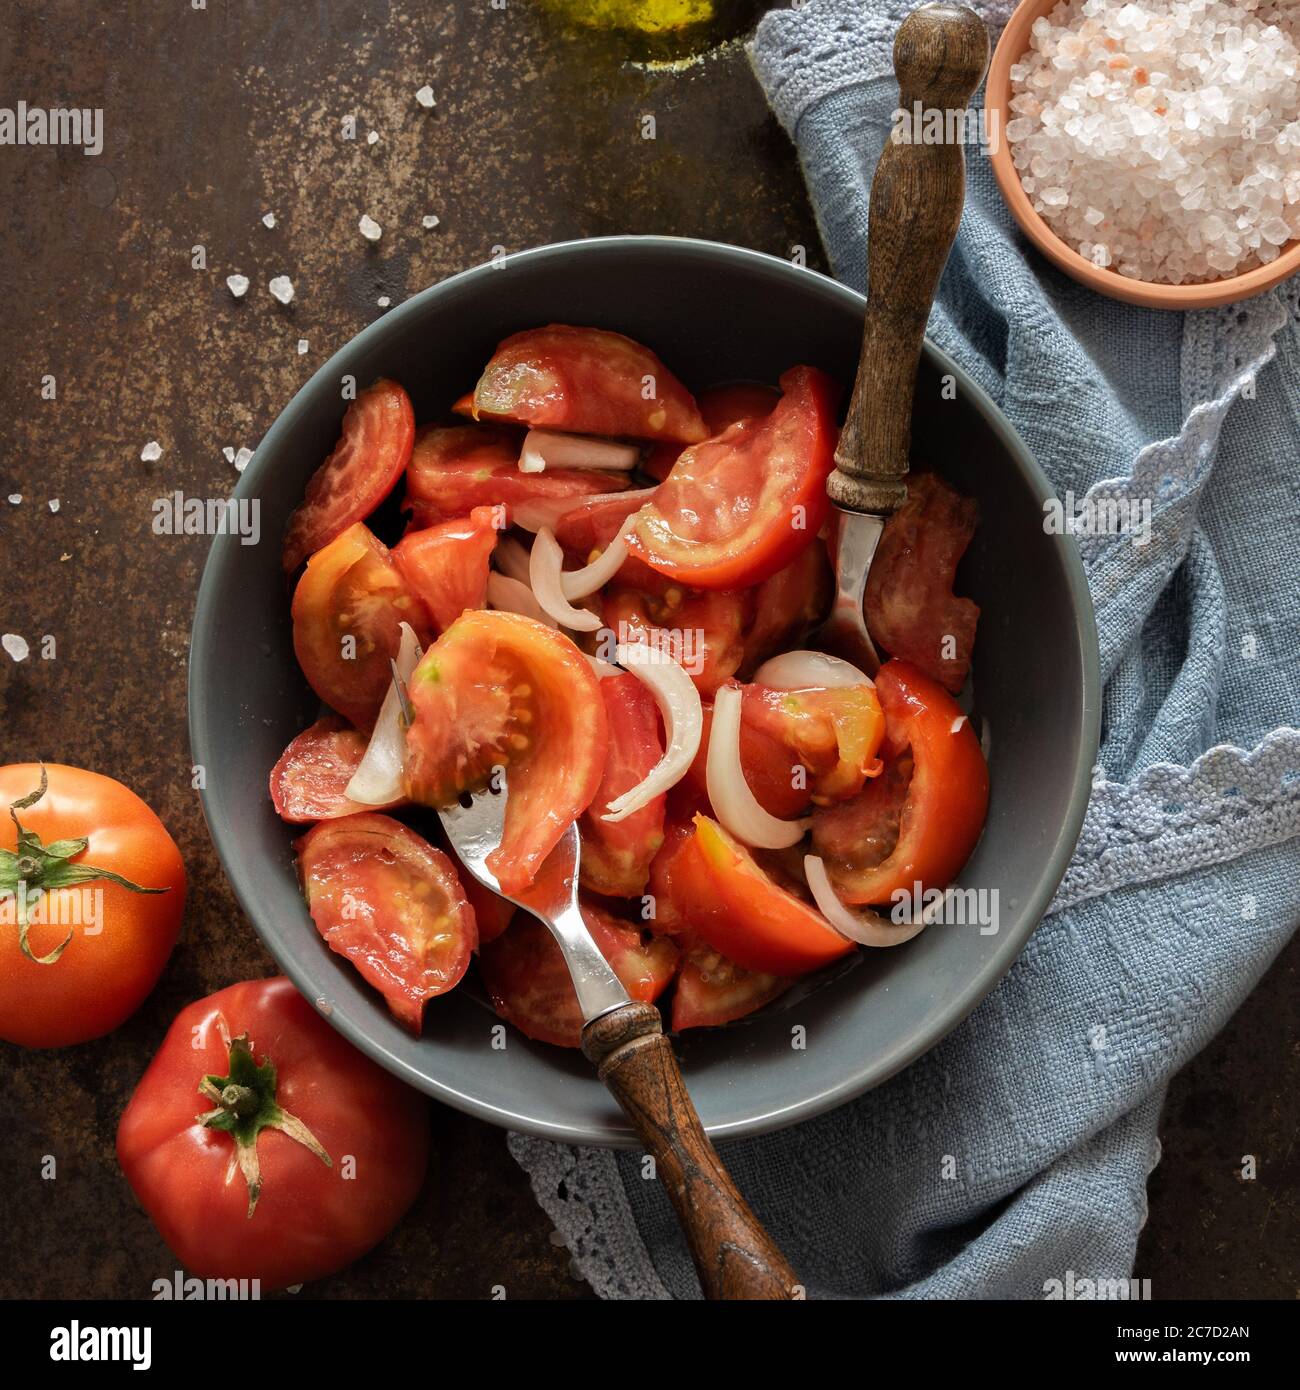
top-left (403, 611), bottom-right (608, 894)
top-left (601, 584), bottom-right (748, 697)
top-left (291, 523), bottom-right (432, 730)
top-left (670, 813), bottom-right (851, 977)
top-left (554, 488), bottom-right (666, 594)
top-left (296, 813), bottom-right (476, 1032)
top-left (812, 660), bottom-right (989, 904)
top-left (863, 473), bottom-right (980, 694)
top-left (270, 716), bottom-right (401, 823)
top-left (470, 325), bottom-right (707, 444)
top-left (460, 874), bottom-right (514, 947)
top-left (393, 504), bottom-right (503, 633)
top-left (671, 940), bottom-right (789, 1031)
top-left (404, 424), bottom-right (627, 528)
top-left (579, 672), bottom-right (666, 897)
top-left (643, 381), bottom-right (780, 482)
top-left (282, 379), bottom-right (414, 575)
top-left (737, 542), bottom-right (833, 677)
top-left (741, 682), bottom-right (885, 804)
top-left (627, 366), bottom-right (839, 590)
top-left (479, 897), bottom-right (679, 1048)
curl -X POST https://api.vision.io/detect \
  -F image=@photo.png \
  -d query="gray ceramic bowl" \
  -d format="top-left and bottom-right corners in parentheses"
top-left (189, 235), bottom-right (1100, 1146)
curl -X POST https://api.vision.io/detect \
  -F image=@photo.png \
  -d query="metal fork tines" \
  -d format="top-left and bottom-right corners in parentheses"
top-left (436, 784), bottom-right (630, 1024)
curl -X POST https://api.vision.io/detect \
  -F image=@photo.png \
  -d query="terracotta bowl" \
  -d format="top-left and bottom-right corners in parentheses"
top-left (986, 0), bottom-right (1300, 310)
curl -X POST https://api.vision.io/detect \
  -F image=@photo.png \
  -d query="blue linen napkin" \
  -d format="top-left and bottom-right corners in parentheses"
top-left (510, 0), bottom-right (1300, 1298)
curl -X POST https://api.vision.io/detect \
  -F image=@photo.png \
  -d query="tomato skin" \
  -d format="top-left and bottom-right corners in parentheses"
top-left (296, 814), bottom-right (475, 1032)
top-left (671, 814), bottom-right (852, 977)
top-left (282, 379), bottom-right (414, 575)
top-left (601, 585), bottom-right (748, 697)
top-left (863, 473), bottom-right (980, 694)
top-left (269, 717), bottom-right (398, 822)
top-left (479, 897), bottom-right (678, 1047)
top-left (291, 523), bottom-right (432, 731)
top-left (404, 612), bottom-right (609, 895)
top-left (393, 504), bottom-right (502, 633)
top-left (643, 381), bottom-right (779, 482)
top-left (627, 366), bottom-right (839, 590)
top-left (471, 325), bottom-right (708, 444)
top-left (405, 424), bottom-right (628, 528)
top-left (813, 660), bottom-right (989, 904)
top-left (116, 977), bottom-right (428, 1291)
top-left (460, 874), bottom-right (514, 947)
top-left (580, 673), bottom-right (666, 897)
top-left (0, 765), bottom-right (185, 1048)
top-left (671, 940), bottom-right (789, 1031)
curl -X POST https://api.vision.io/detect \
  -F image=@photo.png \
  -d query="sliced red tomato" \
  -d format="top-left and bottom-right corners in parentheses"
top-left (627, 366), bottom-right (839, 590)
top-left (403, 611), bottom-right (608, 894)
top-left (642, 381), bottom-right (780, 482)
top-left (479, 896), bottom-right (679, 1048)
top-left (270, 716), bottom-right (402, 823)
top-left (296, 813), bottom-right (475, 1033)
top-left (644, 811), bottom-right (697, 935)
top-left (282, 379), bottom-right (414, 575)
top-left (601, 585), bottom-right (748, 697)
top-left (579, 673), bottom-right (666, 897)
top-left (741, 682), bottom-right (885, 805)
top-left (291, 523), bottom-right (432, 731)
top-left (812, 660), bottom-right (989, 905)
top-left (669, 814), bottom-right (852, 977)
top-left (392, 503), bottom-right (503, 633)
top-left (737, 541), bottom-right (833, 677)
top-left (470, 325), bottom-right (707, 444)
top-left (671, 940), bottom-right (789, 1031)
top-left (864, 472), bottom-right (980, 694)
top-left (404, 424), bottom-right (627, 528)
top-left (552, 487), bottom-right (666, 592)
top-left (460, 873), bottom-right (514, 947)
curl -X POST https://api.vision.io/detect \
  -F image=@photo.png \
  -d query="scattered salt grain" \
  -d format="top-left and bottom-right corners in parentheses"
top-left (415, 85), bottom-right (436, 109)
top-left (297, 338), bottom-right (309, 355)
top-left (234, 447), bottom-right (253, 473)
top-left (2, 634), bottom-right (29, 663)
top-left (7, 494), bottom-right (20, 505)
top-left (1007, 0), bottom-right (1300, 285)
top-left (377, 295), bottom-right (391, 307)
top-left (268, 276), bottom-right (295, 304)
top-left (223, 446), bottom-right (236, 463)
top-left (359, 214), bottom-right (383, 242)
top-left (262, 212), bottom-right (277, 229)
top-left (421, 213), bottom-right (441, 230)
top-left (48, 499), bottom-right (59, 513)
top-left (140, 441), bottom-right (162, 462)
top-left (226, 273), bottom-right (250, 298)
top-left (367, 130), bottom-right (380, 146)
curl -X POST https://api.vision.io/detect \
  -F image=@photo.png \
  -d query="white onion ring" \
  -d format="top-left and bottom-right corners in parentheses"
top-left (601, 642), bottom-right (702, 822)
top-left (345, 621), bottom-right (423, 805)
top-left (803, 855), bottom-right (928, 947)
top-left (559, 515), bottom-right (637, 599)
top-left (706, 683), bottom-right (811, 849)
top-left (586, 654), bottom-right (621, 679)
top-left (753, 650), bottom-right (874, 691)
top-left (511, 486), bottom-right (656, 534)
top-left (529, 527), bottom-right (604, 632)
top-left (486, 571), bottom-right (556, 627)
top-left (518, 429), bottom-right (640, 474)
top-left (493, 534), bottom-right (532, 584)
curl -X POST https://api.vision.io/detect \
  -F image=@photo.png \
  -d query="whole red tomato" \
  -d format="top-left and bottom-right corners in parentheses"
top-left (117, 977), bottom-right (429, 1291)
top-left (0, 763), bottom-right (185, 1048)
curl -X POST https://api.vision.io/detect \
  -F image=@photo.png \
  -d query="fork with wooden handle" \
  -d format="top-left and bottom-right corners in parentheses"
top-left (432, 771), bottom-right (799, 1301)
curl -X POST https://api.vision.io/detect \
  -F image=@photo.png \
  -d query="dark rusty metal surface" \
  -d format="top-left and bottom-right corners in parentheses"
top-left (0, 0), bottom-right (1292, 1301)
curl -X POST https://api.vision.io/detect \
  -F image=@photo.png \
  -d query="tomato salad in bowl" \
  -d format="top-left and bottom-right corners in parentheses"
top-left (272, 323), bottom-right (990, 1047)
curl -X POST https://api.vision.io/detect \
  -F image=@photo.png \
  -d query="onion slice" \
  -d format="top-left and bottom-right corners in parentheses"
top-left (486, 571), bottom-right (557, 628)
top-left (529, 526), bottom-right (604, 632)
top-left (345, 621), bottom-right (423, 805)
top-left (560, 515), bottom-right (637, 599)
top-left (518, 429), bottom-right (640, 474)
top-left (803, 855), bottom-right (928, 947)
top-left (601, 642), bottom-right (702, 822)
top-left (753, 649), bottom-right (874, 690)
top-left (586, 654), bottom-right (621, 680)
top-left (511, 486), bottom-right (656, 534)
top-left (706, 683), bottom-right (811, 849)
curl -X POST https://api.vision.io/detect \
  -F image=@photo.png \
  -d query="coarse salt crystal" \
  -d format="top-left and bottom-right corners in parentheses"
top-left (262, 212), bottom-right (277, 229)
top-left (7, 494), bottom-right (20, 505)
top-left (421, 213), bottom-right (441, 229)
top-left (269, 276), bottom-right (295, 304)
top-left (367, 130), bottom-right (379, 145)
top-left (2, 634), bottom-right (29, 663)
top-left (297, 338), bottom-right (309, 355)
top-left (226, 273), bottom-right (250, 298)
top-left (416, 85), bottom-right (436, 108)
top-left (140, 441), bottom-right (162, 462)
top-left (359, 214), bottom-right (382, 242)
top-left (377, 296), bottom-right (391, 307)
top-left (223, 446), bottom-right (236, 463)
top-left (234, 447), bottom-right (253, 472)
top-left (48, 499), bottom-right (59, 513)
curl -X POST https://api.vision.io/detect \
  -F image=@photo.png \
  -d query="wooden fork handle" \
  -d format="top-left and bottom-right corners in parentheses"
top-left (582, 1001), bottom-right (799, 1300)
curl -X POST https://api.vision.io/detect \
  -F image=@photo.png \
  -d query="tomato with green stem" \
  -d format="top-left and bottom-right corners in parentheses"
top-left (116, 976), bottom-right (428, 1291)
top-left (0, 765), bottom-right (184, 1048)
